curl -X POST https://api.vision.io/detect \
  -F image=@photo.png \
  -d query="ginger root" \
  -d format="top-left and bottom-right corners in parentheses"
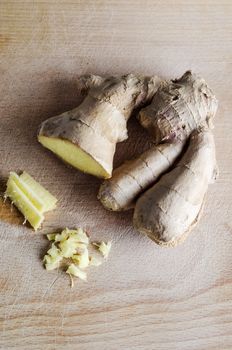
top-left (38, 74), bottom-right (160, 179)
top-left (133, 128), bottom-right (218, 246)
top-left (98, 71), bottom-right (218, 212)
top-left (37, 70), bottom-right (218, 247)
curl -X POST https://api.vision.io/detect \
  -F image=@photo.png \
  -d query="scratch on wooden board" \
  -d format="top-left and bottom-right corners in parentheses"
top-left (59, 287), bottom-right (72, 345)
top-left (37, 272), bottom-right (60, 308)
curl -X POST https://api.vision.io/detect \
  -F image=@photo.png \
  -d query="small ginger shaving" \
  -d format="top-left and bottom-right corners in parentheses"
top-left (93, 241), bottom-right (112, 258)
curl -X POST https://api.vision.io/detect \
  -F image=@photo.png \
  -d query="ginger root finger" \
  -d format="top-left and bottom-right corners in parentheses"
top-left (98, 141), bottom-right (184, 211)
top-left (38, 74), bottom-right (161, 179)
top-left (138, 71), bottom-right (218, 144)
top-left (133, 129), bottom-right (218, 247)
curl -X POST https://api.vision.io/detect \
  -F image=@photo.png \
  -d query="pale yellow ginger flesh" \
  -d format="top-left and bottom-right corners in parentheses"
top-left (4, 172), bottom-right (57, 230)
top-left (43, 228), bottom-right (109, 287)
top-left (5, 177), bottom-right (44, 230)
top-left (93, 241), bottom-right (112, 258)
top-left (38, 74), bottom-right (161, 179)
top-left (38, 136), bottom-right (110, 179)
top-left (66, 264), bottom-right (87, 281)
top-left (20, 171), bottom-right (57, 211)
top-left (72, 248), bottom-right (89, 269)
top-left (53, 228), bottom-right (87, 247)
top-left (9, 172), bottom-right (45, 212)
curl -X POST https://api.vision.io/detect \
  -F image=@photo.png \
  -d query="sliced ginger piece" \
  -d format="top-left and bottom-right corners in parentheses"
top-left (5, 177), bottom-right (44, 230)
top-left (5, 171), bottom-right (57, 230)
top-left (59, 238), bottom-right (79, 258)
top-left (9, 172), bottom-right (45, 212)
top-left (57, 227), bottom-right (89, 245)
top-left (20, 171), bottom-right (57, 211)
top-left (38, 136), bottom-right (110, 179)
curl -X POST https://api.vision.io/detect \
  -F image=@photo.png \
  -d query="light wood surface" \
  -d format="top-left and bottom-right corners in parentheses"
top-left (0, 1), bottom-right (232, 349)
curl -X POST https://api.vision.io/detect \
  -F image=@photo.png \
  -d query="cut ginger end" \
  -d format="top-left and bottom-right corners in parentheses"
top-left (5, 172), bottom-right (57, 231)
top-left (38, 135), bottom-right (111, 179)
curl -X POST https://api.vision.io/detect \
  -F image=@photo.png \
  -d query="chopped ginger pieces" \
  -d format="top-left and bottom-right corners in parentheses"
top-left (5, 171), bottom-right (57, 230)
top-left (43, 228), bottom-right (111, 287)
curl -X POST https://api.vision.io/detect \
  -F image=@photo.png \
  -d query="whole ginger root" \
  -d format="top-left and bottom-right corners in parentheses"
top-left (98, 71), bottom-right (218, 212)
top-left (38, 70), bottom-right (218, 247)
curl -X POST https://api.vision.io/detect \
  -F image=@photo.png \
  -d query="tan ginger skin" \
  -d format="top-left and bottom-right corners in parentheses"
top-left (98, 141), bottom-right (184, 211)
top-left (98, 71), bottom-right (218, 212)
top-left (138, 71), bottom-right (218, 143)
top-left (133, 128), bottom-right (218, 247)
top-left (38, 74), bottom-right (161, 179)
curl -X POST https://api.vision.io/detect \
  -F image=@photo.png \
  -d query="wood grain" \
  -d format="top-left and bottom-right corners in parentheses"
top-left (0, 1), bottom-right (232, 349)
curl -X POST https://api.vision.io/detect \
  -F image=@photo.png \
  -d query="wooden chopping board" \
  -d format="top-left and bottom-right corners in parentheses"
top-left (1, 1), bottom-right (232, 349)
